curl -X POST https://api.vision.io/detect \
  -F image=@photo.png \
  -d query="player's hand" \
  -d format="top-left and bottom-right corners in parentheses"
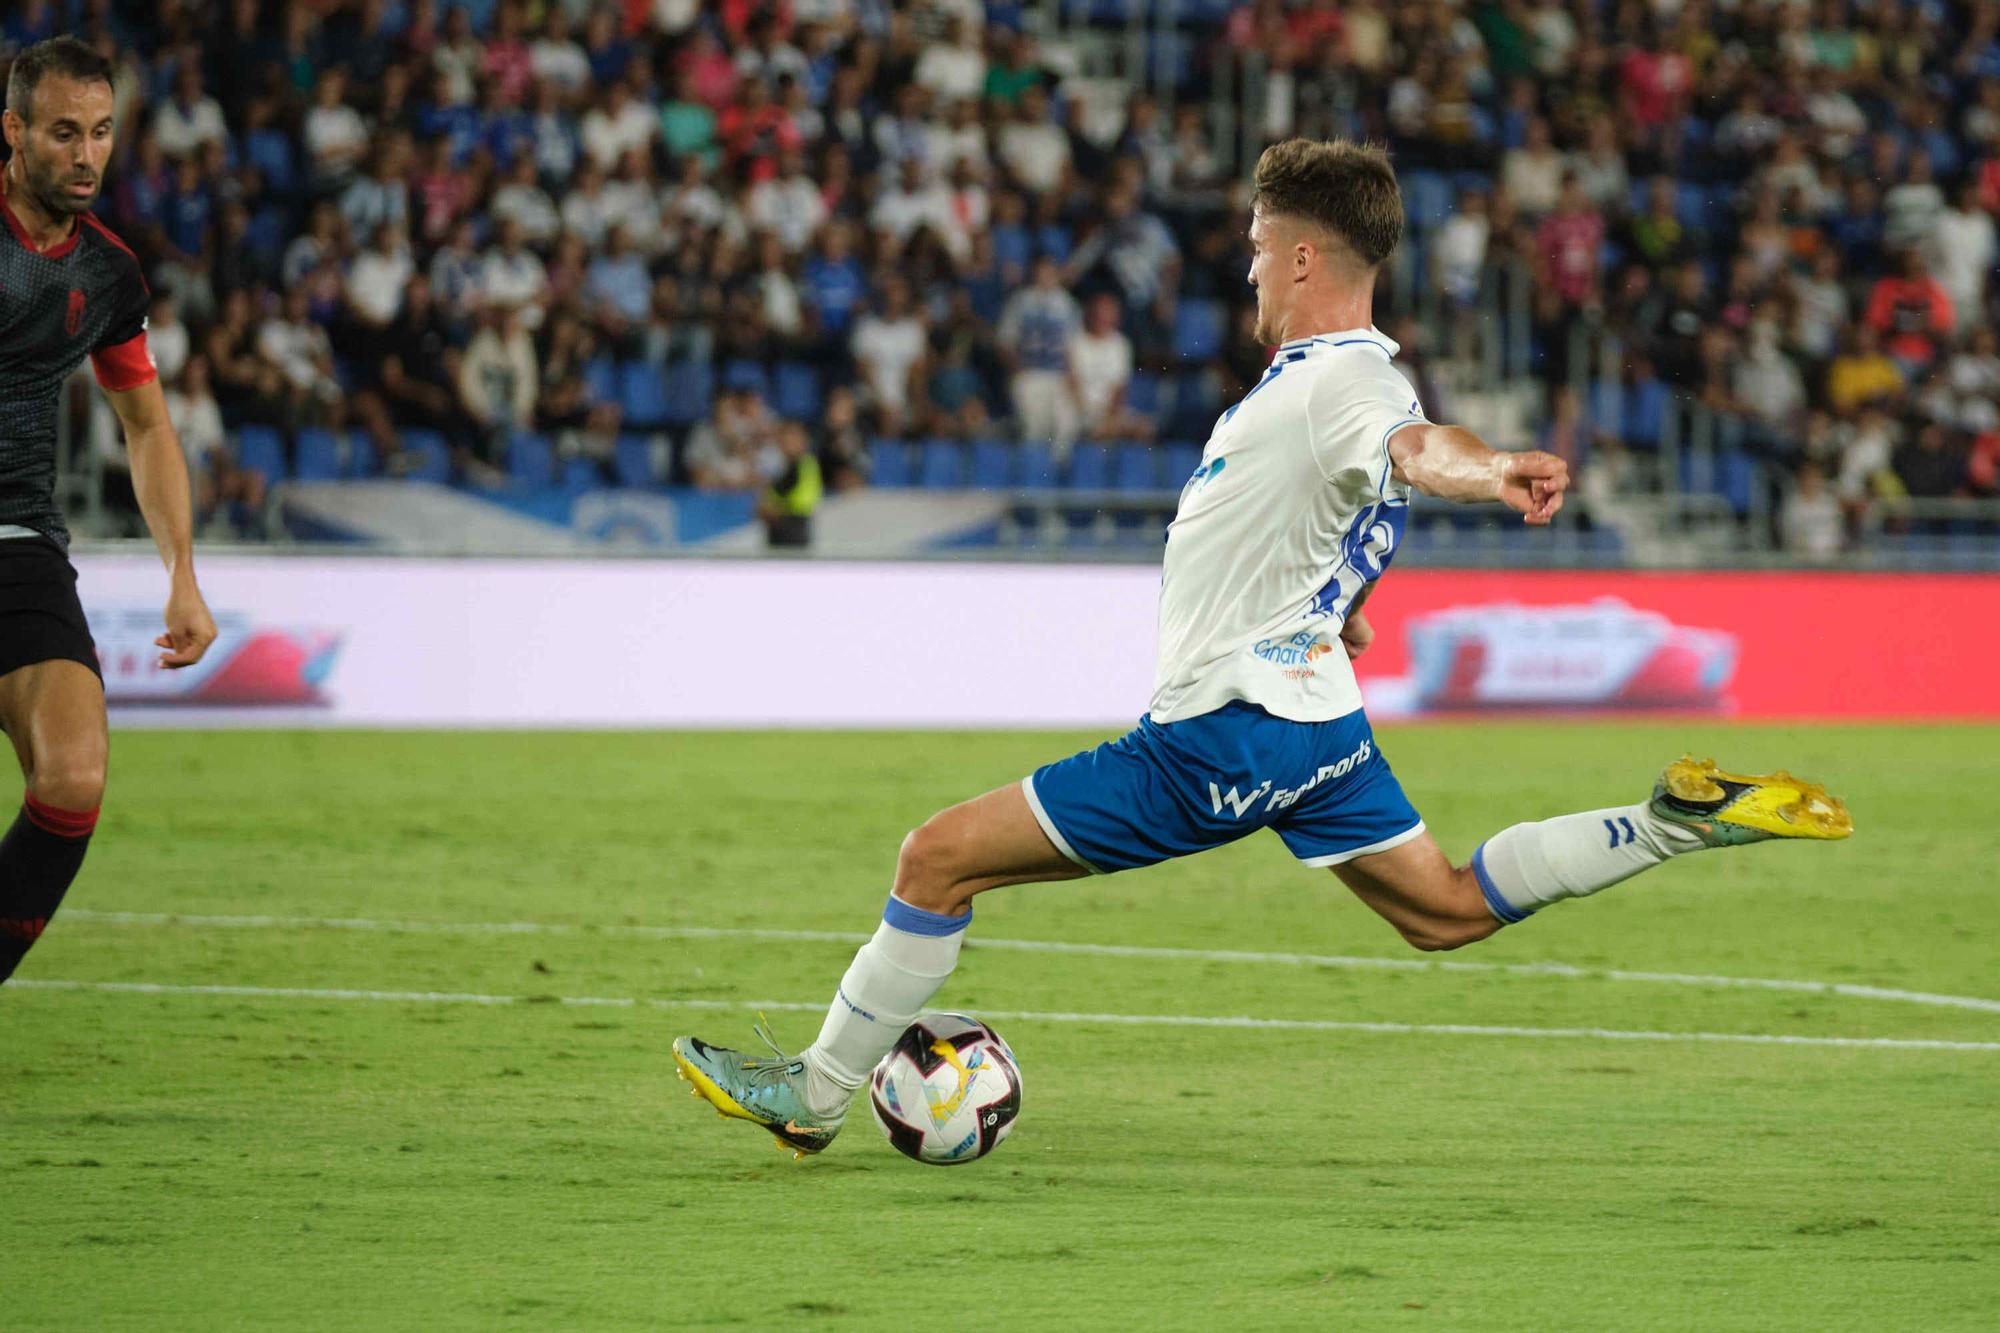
top-left (158, 580), bottom-right (217, 669)
top-left (1498, 451), bottom-right (1568, 525)
top-left (1340, 610), bottom-right (1374, 660)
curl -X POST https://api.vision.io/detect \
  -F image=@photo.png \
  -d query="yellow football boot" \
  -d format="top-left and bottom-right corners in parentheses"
top-left (1650, 756), bottom-right (1853, 846)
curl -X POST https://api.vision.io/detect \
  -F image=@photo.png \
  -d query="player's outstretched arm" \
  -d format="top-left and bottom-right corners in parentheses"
top-left (106, 379), bottom-right (217, 668)
top-left (1387, 423), bottom-right (1568, 525)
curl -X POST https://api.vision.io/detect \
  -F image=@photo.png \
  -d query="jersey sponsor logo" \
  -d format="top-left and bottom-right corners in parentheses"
top-left (1205, 737), bottom-right (1376, 819)
top-left (1209, 779), bottom-right (1274, 818)
top-left (1252, 630), bottom-right (1336, 670)
top-left (65, 287), bottom-right (85, 337)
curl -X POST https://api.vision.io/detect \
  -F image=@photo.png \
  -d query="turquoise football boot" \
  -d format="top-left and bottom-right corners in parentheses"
top-left (671, 1019), bottom-right (846, 1160)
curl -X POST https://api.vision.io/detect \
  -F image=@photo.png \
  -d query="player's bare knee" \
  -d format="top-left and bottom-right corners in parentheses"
top-left (30, 756), bottom-right (105, 812)
top-left (1398, 915), bottom-right (1497, 952)
top-left (892, 820), bottom-right (964, 913)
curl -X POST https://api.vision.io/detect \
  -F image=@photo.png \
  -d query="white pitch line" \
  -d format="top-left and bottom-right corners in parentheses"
top-left (58, 908), bottom-right (2000, 1017)
top-left (12, 978), bottom-right (1998, 1052)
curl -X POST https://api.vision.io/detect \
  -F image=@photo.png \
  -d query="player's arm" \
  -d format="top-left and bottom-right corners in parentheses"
top-left (1339, 579), bottom-right (1377, 660)
top-left (105, 378), bottom-right (218, 668)
top-left (1387, 422), bottom-right (1568, 526)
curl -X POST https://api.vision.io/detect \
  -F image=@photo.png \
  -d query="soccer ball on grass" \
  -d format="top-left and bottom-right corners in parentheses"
top-left (868, 1012), bottom-right (1021, 1165)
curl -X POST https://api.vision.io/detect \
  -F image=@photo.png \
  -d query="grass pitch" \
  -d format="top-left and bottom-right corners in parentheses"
top-left (5, 723), bottom-right (1998, 1330)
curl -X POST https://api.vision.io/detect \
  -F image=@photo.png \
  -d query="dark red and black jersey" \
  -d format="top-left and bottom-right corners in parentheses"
top-left (0, 192), bottom-right (156, 550)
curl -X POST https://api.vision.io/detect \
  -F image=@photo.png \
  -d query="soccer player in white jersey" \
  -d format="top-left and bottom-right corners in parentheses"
top-left (672, 139), bottom-right (1851, 1158)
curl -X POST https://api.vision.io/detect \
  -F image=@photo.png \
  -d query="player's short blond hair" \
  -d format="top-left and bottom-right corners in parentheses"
top-left (1251, 138), bottom-right (1404, 270)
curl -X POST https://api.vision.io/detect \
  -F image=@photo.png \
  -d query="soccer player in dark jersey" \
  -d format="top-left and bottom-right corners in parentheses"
top-left (0, 37), bottom-right (217, 983)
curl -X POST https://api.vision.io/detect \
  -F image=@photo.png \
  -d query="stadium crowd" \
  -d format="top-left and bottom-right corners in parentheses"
top-left (6, 0), bottom-right (1999, 553)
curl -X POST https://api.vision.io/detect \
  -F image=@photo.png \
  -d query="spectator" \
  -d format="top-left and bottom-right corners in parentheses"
top-left (1536, 175), bottom-right (1605, 309)
top-left (167, 354), bottom-right (265, 537)
top-left (1826, 324), bottom-right (1906, 416)
top-left (302, 67), bottom-right (369, 188)
top-left (1070, 294), bottom-right (1146, 442)
top-left (1433, 188), bottom-right (1490, 307)
top-left (154, 59), bottom-right (228, 161)
top-left (851, 276), bottom-right (929, 437)
top-left (146, 292), bottom-right (191, 387)
top-left (759, 420), bottom-right (822, 548)
top-left (1779, 462), bottom-right (1844, 559)
top-left (490, 152), bottom-right (560, 247)
top-left (346, 221), bottom-right (415, 330)
top-left (458, 306), bottom-right (539, 458)
top-left (1932, 179), bottom-right (1996, 325)
top-left (257, 285), bottom-right (343, 423)
top-left (1864, 249), bottom-right (1955, 372)
top-left (529, 8), bottom-right (591, 96)
top-left (1733, 317), bottom-right (1806, 437)
top-left (1502, 117), bottom-right (1563, 217)
top-left (479, 217), bottom-right (550, 326)
top-left (1893, 422), bottom-right (1967, 501)
top-left (580, 76), bottom-right (658, 170)
top-left (998, 256), bottom-right (1082, 452)
top-left (1064, 181), bottom-right (1181, 348)
top-left (1882, 150), bottom-right (1945, 257)
top-left (685, 384), bottom-right (779, 491)
top-left (913, 16), bottom-right (985, 104)
top-left (997, 85), bottom-right (1069, 197)
top-left (587, 223), bottom-right (653, 338)
top-left (747, 149), bottom-right (828, 255)
top-left (816, 384), bottom-right (871, 491)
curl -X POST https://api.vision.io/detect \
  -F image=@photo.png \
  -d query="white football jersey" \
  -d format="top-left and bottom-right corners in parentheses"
top-left (1149, 327), bottom-right (1425, 724)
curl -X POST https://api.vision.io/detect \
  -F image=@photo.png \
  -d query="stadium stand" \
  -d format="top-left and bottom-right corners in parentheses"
top-left (10, 0), bottom-right (1999, 559)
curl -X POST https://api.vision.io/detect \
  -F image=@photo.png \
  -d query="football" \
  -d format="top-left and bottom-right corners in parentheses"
top-left (867, 1012), bottom-right (1022, 1166)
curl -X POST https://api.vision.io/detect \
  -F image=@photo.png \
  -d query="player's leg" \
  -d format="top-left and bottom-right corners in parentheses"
top-left (0, 659), bottom-right (108, 982)
top-left (670, 780), bottom-right (1085, 1156)
top-left (1332, 758), bottom-right (1851, 948)
top-left (1328, 831), bottom-right (1500, 952)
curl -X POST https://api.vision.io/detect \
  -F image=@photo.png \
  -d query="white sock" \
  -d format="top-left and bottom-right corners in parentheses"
top-left (1472, 803), bottom-right (1709, 923)
top-left (801, 895), bottom-right (969, 1116)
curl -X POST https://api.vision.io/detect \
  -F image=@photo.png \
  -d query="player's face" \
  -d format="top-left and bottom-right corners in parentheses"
top-left (7, 76), bottom-right (117, 219)
top-left (1246, 210), bottom-right (1286, 345)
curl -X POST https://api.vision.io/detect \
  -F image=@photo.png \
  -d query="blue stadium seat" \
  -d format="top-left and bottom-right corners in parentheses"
top-left (560, 455), bottom-right (601, 491)
top-left (662, 360), bottom-right (714, 426)
top-left (508, 431), bottom-right (554, 487)
top-left (1114, 443), bottom-right (1160, 492)
top-left (1162, 441), bottom-right (1201, 485)
top-left (1718, 449), bottom-right (1759, 517)
top-left (1624, 380), bottom-right (1667, 450)
top-left (401, 428), bottom-right (451, 483)
top-left (918, 439), bottom-right (966, 488)
top-left (773, 361), bottom-right (822, 420)
top-left (583, 356), bottom-right (619, 405)
top-left (619, 361), bottom-right (670, 428)
top-left (245, 128), bottom-right (296, 196)
top-left (1019, 442), bottom-right (1060, 489)
top-left (1404, 169), bottom-right (1455, 232)
top-left (970, 439), bottom-right (1017, 488)
top-left (613, 433), bottom-right (659, 488)
top-left (1126, 372), bottom-right (1165, 425)
top-left (234, 425), bottom-right (286, 482)
top-left (721, 359), bottom-right (769, 400)
top-left (1068, 443), bottom-right (1112, 490)
top-left (869, 441), bottom-right (911, 487)
top-left (1171, 299), bottom-right (1225, 363)
top-left (293, 427), bottom-right (343, 482)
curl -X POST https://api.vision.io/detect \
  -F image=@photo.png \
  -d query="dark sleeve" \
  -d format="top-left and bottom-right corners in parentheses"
top-left (90, 258), bottom-right (156, 392)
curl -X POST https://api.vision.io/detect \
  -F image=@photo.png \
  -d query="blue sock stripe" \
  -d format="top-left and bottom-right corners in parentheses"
top-left (882, 894), bottom-right (972, 937)
top-left (1471, 843), bottom-right (1532, 925)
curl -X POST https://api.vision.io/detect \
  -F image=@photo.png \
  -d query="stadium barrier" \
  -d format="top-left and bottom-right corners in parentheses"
top-left (72, 553), bottom-right (2000, 728)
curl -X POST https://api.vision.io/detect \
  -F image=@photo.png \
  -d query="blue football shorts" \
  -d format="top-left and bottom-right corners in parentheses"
top-left (1021, 701), bottom-right (1425, 874)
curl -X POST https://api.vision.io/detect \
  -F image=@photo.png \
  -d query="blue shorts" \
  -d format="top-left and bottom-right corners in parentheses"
top-left (1022, 702), bottom-right (1425, 874)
